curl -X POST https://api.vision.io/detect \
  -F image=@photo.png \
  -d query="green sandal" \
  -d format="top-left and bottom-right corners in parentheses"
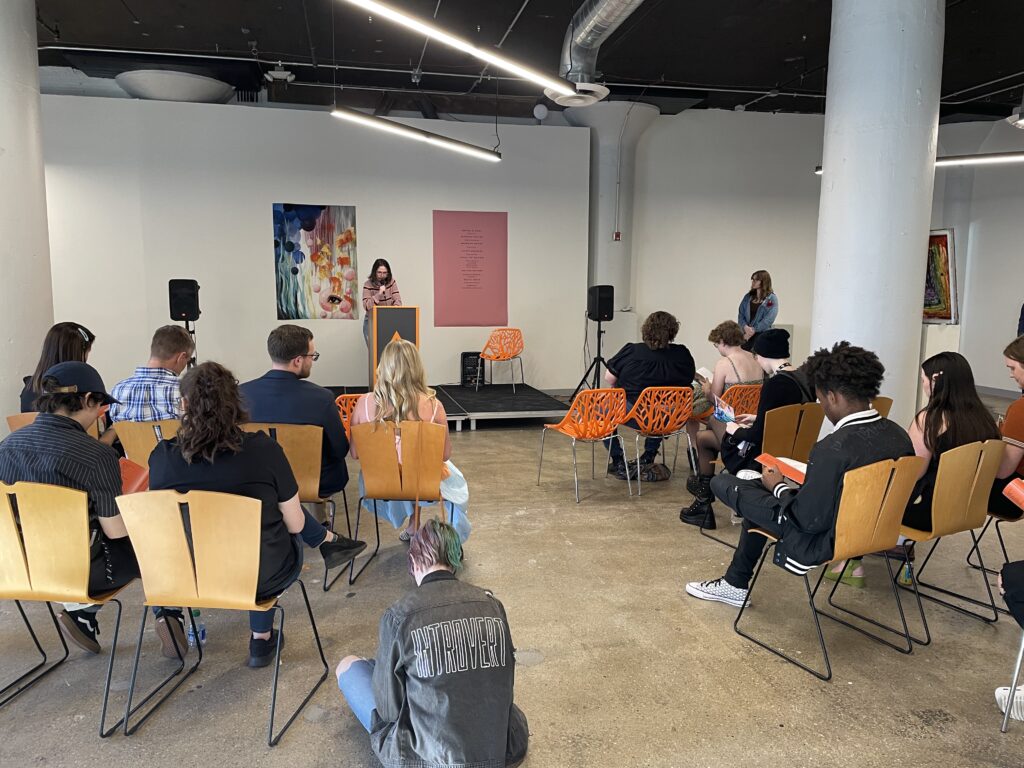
top-left (824, 559), bottom-right (865, 588)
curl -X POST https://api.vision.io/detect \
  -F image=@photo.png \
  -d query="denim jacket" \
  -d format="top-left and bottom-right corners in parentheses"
top-left (738, 291), bottom-right (779, 333)
top-left (370, 571), bottom-right (529, 768)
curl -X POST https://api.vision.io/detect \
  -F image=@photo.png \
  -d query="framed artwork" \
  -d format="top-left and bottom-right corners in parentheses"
top-left (273, 203), bottom-right (359, 320)
top-left (923, 229), bottom-right (958, 324)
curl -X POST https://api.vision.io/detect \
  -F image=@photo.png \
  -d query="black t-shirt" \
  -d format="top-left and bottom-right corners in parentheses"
top-left (606, 342), bottom-right (696, 402)
top-left (148, 431), bottom-right (300, 596)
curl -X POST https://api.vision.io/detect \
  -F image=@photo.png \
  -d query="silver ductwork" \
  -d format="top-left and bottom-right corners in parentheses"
top-left (560, 0), bottom-right (647, 85)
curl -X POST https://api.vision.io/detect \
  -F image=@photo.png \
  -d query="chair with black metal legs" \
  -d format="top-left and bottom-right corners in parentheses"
top-left (0, 482), bottom-right (134, 734)
top-left (116, 489), bottom-right (328, 746)
top-left (734, 456), bottom-right (924, 680)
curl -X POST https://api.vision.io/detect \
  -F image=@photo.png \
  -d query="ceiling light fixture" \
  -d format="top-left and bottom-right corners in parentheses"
top-left (330, 106), bottom-right (501, 162)
top-left (338, 0), bottom-right (575, 97)
top-left (814, 150), bottom-right (1024, 175)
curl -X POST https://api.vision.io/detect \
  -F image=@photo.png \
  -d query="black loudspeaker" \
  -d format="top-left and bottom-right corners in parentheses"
top-left (587, 284), bottom-right (614, 321)
top-left (461, 352), bottom-right (483, 387)
top-left (169, 279), bottom-right (201, 321)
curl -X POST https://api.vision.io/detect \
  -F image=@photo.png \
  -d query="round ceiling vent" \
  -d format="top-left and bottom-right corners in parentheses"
top-left (543, 82), bottom-right (610, 108)
top-left (115, 70), bottom-right (235, 103)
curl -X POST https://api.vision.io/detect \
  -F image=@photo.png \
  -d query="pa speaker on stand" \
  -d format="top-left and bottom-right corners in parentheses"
top-left (168, 279), bottom-right (200, 367)
top-left (574, 285), bottom-right (614, 399)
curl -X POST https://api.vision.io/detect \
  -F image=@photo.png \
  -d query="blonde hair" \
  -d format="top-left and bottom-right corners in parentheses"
top-left (373, 339), bottom-right (435, 423)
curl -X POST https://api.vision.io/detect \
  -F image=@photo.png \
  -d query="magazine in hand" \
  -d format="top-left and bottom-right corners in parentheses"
top-left (712, 394), bottom-right (735, 423)
top-left (756, 453), bottom-right (807, 485)
top-left (1004, 478), bottom-right (1024, 512)
top-left (695, 367), bottom-right (714, 383)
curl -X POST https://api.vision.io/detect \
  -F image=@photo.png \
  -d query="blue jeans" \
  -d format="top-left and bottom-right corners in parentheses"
top-left (338, 658), bottom-right (377, 732)
top-left (299, 506), bottom-right (330, 548)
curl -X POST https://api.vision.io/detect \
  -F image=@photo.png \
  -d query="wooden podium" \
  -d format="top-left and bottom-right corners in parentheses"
top-left (369, 305), bottom-right (420, 386)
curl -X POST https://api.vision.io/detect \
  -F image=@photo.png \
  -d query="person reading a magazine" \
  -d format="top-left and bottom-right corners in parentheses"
top-left (990, 335), bottom-right (1024, 521)
top-left (680, 328), bottom-right (811, 530)
top-left (684, 342), bottom-right (913, 609)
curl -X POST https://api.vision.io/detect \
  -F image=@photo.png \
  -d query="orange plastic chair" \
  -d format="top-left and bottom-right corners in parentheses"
top-left (335, 394), bottom-right (362, 439)
top-left (720, 384), bottom-right (761, 417)
top-left (537, 388), bottom-right (630, 502)
top-left (618, 387), bottom-right (694, 496)
top-left (476, 328), bottom-right (525, 393)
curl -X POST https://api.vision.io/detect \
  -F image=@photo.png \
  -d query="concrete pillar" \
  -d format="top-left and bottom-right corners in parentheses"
top-left (810, 0), bottom-right (944, 425)
top-left (0, 0), bottom-right (54, 426)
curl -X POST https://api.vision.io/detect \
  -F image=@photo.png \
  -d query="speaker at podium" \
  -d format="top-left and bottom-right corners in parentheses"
top-left (369, 306), bottom-right (420, 385)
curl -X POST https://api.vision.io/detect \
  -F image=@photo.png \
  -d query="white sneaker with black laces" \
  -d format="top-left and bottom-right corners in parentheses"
top-left (685, 578), bottom-right (749, 608)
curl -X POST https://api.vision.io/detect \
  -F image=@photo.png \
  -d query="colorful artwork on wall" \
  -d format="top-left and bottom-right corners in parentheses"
top-left (923, 229), bottom-right (958, 324)
top-left (274, 203), bottom-right (359, 320)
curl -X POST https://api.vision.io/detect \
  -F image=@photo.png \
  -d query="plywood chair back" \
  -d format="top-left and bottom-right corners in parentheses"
top-left (625, 387), bottom-right (694, 437)
top-left (335, 394), bottom-right (362, 438)
top-left (721, 384), bottom-right (761, 417)
top-left (762, 403), bottom-right (825, 463)
top-left (480, 328), bottom-right (524, 361)
top-left (3, 482), bottom-right (96, 603)
top-left (241, 423), bottom-right (323, 503)
top-left (0, 486), bottom-right (33, 599)
top-left (547, 388), bottom-right (627, 441)
top-left (923, 439), bottom-right (1005, 540)
top-left (117, 489), bottom-right (267, 611)
top-left (116, 419), bottom-right (180, 464)
top-left (872, 397), bottom-right (894, 419)
top-left (351, 420), bottom-right (445, 503)
top-left (831, 456), bottom-right (925, 563)
top-left (6, 411), bottom-right (101, 439)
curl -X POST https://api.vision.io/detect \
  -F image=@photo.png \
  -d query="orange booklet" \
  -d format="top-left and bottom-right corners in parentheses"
top-left (1004, 478), bottom-right (1024, 512)
top-left (119, 457), bottom-right (149, 494)
top-left (756, 453), bottom-right (807, 485)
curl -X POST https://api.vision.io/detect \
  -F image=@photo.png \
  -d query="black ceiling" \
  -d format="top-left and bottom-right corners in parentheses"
top-left (34, 0), bottom-right (1024, 121)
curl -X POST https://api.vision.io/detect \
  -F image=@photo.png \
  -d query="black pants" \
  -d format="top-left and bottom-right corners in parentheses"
top-left (711, 475), bottom-right (785, 590)
top-left (991, 475), bottom-right (1024, 521)
top-left (88, 535), bottom-right (140, 597)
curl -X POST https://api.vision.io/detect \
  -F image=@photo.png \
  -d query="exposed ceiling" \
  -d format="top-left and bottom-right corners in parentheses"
top-left (34, 0), bottom-right (1024, 122)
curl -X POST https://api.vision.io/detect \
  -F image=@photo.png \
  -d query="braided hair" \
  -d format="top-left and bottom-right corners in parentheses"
top-left (176, 362), bottom-right (248, 463)
top-left (804, 341), bottom-right (885, 402)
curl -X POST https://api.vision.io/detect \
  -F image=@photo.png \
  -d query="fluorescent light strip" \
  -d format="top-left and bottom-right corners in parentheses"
top-left (815, 150), bottom-right (1024, 175)
top-left (340, 0), bottom-right (575, 97)
top-left (331, 106), bottom-right (501, 163)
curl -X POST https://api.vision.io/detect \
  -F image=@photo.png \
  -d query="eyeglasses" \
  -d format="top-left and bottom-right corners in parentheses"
top-left (301, 352), bottom-right (321, 361)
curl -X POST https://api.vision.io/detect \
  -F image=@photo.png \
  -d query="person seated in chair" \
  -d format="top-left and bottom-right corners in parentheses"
top-left (240, 324), bottom-right (350, 501)
top-left (149, 362), bottom-right (365, 667)
top-left (0, 362), bottom-right (180, 656)
top-left (336, 519), bottom-right (528, 768)
top-left (997, 561), bottom-right (1024, 722)
top-left (603, 311), bottom-right (695, 480)
top-left (991, 335), bottom-right (1024, 521)
top-left (684, 342), bottom-right (913, 609)
top-left (109, 325), bottom-right (194, 424)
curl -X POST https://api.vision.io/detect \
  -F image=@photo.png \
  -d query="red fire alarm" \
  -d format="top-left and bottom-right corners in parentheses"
top-left (613, 231), bottom-right (621, 241)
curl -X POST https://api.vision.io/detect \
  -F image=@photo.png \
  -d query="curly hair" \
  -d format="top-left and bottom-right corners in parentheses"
top-left (176, 362), bottom-right (249, 464)
top-left (641, 311), bottom-right (680, 351)
top-left (804, 341), bottom-right (885, 401)
top-left (407, 518), bottom-right (464, 574)
top-left (707, 320), bottom-right (745, 347)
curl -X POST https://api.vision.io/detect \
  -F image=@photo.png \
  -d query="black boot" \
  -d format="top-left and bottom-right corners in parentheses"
top-left (680, 475), bottom-right (716, 529)
top-left (685, 473), bottom-right (701, 496)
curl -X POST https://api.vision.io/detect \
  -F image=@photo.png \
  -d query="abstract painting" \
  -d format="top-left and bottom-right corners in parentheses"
top-left (923, 229), bottom-right (958, 324)
top-left (274, 203), bottom-right (359, 320)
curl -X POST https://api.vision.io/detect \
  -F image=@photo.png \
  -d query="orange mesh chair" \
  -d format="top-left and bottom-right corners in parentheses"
top-left (617, 387), bottom-right (694, 496)
top-left (335, 394), bottom-right (362, 439)
top-left (476, 328), bottom-right (525, 393)
top-left (537, 388), bottom-right (630, 502)
top-left (720, 384), bottom-right (761, 417)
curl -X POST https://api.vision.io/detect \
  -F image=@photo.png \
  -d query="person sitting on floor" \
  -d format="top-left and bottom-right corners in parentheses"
top-left (336, 519), bottom-right (528, 768)
top-left (684, 342), bottom-right (913, 609)
top-left (680, 327), bottom-right (812, 530)
top-left (0, 362), bottom-right (182, 655)
top-left (240, 324), bottom-right (351, 501)
top-left (349, 339), bottom-right (470, 542)
top-left (603, 311), bottom-right (695, 480)
top-left (991, 335), bottom-right (1024, 521)
top-left (149, 362), bottom-right (365, 667)
top-left (109, 325), bottom-right (194, 424)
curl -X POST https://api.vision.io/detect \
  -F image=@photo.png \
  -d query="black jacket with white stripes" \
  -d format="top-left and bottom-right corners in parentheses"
top-left (771, 409), bottom-right (914, 571)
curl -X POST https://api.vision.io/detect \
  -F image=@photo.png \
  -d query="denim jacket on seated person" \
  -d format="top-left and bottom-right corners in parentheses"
top-left (738, 291), bottom-right (780, 333)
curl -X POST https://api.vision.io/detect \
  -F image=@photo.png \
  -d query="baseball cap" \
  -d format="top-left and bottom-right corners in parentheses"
top-left (41, 361), bottom-right (120, 405)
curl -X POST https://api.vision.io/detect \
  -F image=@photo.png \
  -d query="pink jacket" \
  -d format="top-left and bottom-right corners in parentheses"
top-left (363, 279), bottom-right (403, 313)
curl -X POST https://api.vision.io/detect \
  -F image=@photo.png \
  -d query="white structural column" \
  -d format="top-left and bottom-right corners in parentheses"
top-left (0, 0), bottom-right (54, 425)
top-left (810, 0), bottom-right (944, 425)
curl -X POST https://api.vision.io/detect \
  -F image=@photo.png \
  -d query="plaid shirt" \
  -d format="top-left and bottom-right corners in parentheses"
top-left (109, 367), bottom-right (181, 423)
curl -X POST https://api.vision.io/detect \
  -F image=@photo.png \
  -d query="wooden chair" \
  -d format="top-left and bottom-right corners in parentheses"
top-left (616, 387), bottom-right (694, 496)
top-left (114, 419), bottom-right (180, 465)
top-left (872, 396), bottom-right (894, 418)
top-left (897, 439), bottom-right (1006, 640)
top-left (6, 411), bottom-right (102, 439)
top-left (350, 420), bottom-right (448, 584)
top-left (115, 490), bottom-right (327, 745)
top-left (734, 456), bottom-right (924, 680)
top-left (761, 402), bottom-right (826, 464)
top-left (537, 388), bottom-right (631, 502)
top-left (476, 327), bottom-right (525, 393)
top-left (334, 394), bottom-right (363, 439)
top-left (241, 423), bottom-right (351, 592)
top-left (0, 482), bottom-right (135, 734)
top-left (998, 478), bottom-right (1024, 733)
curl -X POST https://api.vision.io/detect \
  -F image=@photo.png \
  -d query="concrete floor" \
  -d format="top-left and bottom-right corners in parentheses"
top-left (1, 423), bottom-right (1023, 767)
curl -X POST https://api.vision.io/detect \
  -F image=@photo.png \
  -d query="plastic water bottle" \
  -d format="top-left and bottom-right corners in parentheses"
top-left (186, 609), bottom-right (207, 647)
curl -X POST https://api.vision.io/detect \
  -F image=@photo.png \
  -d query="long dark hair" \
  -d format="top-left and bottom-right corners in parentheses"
top-left (177, 362), bottom-right (248, 463)
top-left (30, 322), bottom-right (95, 394)
top-left (918, 352), bottom-right (999, 452)
top-left (748, 270), bottom-right (773, 300)
top-left (367, 258), bottom-right (393, 285)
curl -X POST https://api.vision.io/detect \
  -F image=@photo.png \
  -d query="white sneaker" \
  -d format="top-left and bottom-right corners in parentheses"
top-left (736, 469), bottom-right (762, 481)
top-left (685, 578), bottom-right (749, 608)
top-left (996, 686), bottom-right (1024, 721)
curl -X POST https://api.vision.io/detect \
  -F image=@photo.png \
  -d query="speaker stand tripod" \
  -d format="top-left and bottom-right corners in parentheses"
top-left (185, 320), bottom-right (198, 369)
top-left (573, 319), bottom-right (607, 399)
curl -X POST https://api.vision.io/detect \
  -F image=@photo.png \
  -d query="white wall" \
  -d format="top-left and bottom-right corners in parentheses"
top-left (40, 96), bottom-right (590, 390)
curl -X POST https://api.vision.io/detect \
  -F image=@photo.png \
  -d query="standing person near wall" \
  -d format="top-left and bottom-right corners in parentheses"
top-left (362, 259), bottom-right (402, 347)
top-left (738, 270), bottom-right (779, 347)
top-left (20, 322), bottom-right (96, 412)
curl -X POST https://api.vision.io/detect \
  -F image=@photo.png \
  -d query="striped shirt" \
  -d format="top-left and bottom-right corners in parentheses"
top-left (362, 279), bottom-right (403, 314)
top-left (109, 367), bottom-right (181, 423)
top-left (0, 413), bottom-right (122, 519)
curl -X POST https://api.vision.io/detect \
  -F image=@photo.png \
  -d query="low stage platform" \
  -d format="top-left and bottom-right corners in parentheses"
top-left (328, 384), bottom-right (567, 430)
